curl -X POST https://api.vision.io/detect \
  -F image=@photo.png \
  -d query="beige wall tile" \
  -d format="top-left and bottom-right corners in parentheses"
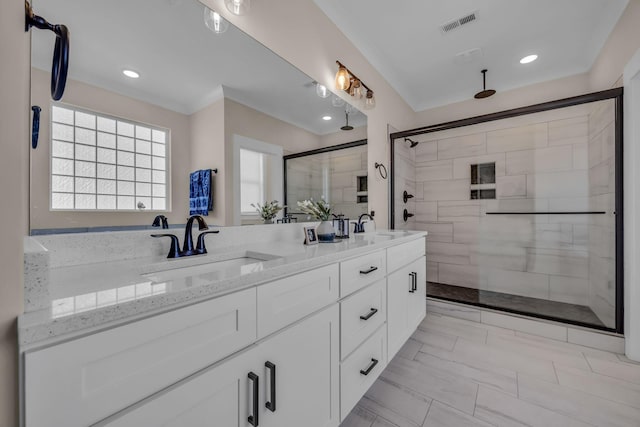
top-left (496, 175), bottom-right (526, 198)
top-left (506, 145), bottom-right (573, 175)
top-left (548, 116), bottom-right (589, 146)
top-left (487, 123), bottom-right (548, 153)
top-left (422, 179), bottom-right (469, 201)
top-left (415, 160), bottom-right (453, 181)
top-left (438, 133), bottom-right (487, 160)
top-left (526, 170), bottom-right (589, 198)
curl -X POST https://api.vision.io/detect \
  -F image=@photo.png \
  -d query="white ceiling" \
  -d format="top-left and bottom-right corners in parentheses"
top-left (314, 0), bottom-right (628, 112)
top-left (31, 0), bottom-right (366, 135)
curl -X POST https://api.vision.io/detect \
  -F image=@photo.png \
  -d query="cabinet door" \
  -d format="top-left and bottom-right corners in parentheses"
top-left (407, 256), bottom-right (427, 331)
top-left (258, 305), bottom-right (340, 427)
top-left (103, 348), bottom-right (257, 427)
top-left (387, 264), bottom-right (411, 359)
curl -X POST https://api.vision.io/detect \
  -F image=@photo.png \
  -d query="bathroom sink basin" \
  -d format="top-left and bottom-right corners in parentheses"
top-left (142, 252), bottom-right (279, 282)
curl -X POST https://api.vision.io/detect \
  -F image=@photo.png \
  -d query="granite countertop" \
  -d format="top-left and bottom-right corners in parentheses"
top-left (18, 230), bottom-right (426, 348)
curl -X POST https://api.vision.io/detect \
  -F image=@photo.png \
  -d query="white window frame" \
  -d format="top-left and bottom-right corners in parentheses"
top-left (239, 148), bottom-right (267, 215)
top-left (49, 102), bottom-right (171, 212)
top-left (232, 135), bottom-right (283, 225)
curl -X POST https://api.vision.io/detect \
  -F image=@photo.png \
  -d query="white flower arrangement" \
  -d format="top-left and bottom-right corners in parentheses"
top-left (251, 201), bottom-right (284, 220)
top-left (297, 198), bottom-right (332, 221)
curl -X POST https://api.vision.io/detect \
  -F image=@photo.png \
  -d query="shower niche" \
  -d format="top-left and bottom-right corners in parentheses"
top-left (390, 89), bottom-right (623, 333)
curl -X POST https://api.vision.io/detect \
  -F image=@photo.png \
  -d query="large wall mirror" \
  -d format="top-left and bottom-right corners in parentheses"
top-left (29, 0), bottom-right (367, 234)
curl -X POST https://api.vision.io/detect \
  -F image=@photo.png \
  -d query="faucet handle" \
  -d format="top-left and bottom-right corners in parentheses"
top-left (151, 234), bottom-right (181, 258)
top-left (196, 230), bottom-right (220, 254)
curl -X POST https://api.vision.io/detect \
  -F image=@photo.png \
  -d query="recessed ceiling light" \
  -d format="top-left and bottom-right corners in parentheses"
top-left (123, 69), bottom-right (140, 79)
top-left (322, 116), bottom-right (332, 121)
top-left (520, 54), bottom-right (538, 64)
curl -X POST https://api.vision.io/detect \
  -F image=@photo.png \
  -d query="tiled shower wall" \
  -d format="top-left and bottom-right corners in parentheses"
top-left (286, 146), bottom-right (368, 219)
top-left (587, 100), bottom-right (616, 327)
top-left (395, 103), bottom-right (616, 328)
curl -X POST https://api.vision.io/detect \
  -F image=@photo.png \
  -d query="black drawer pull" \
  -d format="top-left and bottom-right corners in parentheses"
top-left (360, 358), bottom-right (379, 376)
top-left (409, 272), bottom-right (416, 293)
top-left (359, 266), bottom-right (378, 275)
top-left (248, 372), bottom-right (259, 426)
top-left (411, 272), bottom-right (418, 292)
top-left (359, 308), bottom-right (378, 321)
top-left (265, 361), bottom-right (276, 412)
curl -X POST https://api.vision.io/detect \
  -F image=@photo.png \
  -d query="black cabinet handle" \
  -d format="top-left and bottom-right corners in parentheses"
top-left (359, 308), bottom-right (379, 321)
top-left (359, 266), bottom-right (378, 275)
top-left (409, 272), bottom-right (416, 293)
top-left (360, 358), bottom-right (379, 376)
top-left (265, 361), bottom-right (276, 413)
top-left (248, 372), bottom-right (259, 426)
top-left (411, 272), bottom-right (418, 292)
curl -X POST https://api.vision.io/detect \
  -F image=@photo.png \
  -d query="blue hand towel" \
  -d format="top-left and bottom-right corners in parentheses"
top-left (189, 169), bottom-right (213, 216)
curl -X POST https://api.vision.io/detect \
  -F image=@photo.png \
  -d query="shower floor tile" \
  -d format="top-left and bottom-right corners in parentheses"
top-left (427, 282), bottom-right (606, 328)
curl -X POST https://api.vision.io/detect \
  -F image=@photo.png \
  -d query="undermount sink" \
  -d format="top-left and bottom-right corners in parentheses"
top-left (142, 251), bottom-right (279, 283)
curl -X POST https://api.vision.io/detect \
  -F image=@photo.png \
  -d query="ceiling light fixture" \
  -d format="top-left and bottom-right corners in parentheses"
top-left (225, 0), bottom-right (250, 16)
top-left (520, 54), bottom-right (538, 64)
top-left (204, 7), bottom-right (229, 34)
top-left (122, 69), bottom-right (140, 79)
top-left (322, 116), bottom-right (332, 121)
top-left (316, 83), bottom-right (330, 98)
top-left (334, 60), bottom-right (375, 109)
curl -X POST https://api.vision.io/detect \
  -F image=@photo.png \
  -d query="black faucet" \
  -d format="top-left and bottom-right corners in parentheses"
top-left (151, 215), bottom-right (219, 258)
top-left (182, 215), bottom-right (209, 256)
top-left (152, 215), bottom-right (169, 229)
top-left (354, 213), bottom-right (374, 233)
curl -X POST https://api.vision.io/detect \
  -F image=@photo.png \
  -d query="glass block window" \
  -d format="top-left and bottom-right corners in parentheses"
top-left (50, 104), bottom-right (169, 211)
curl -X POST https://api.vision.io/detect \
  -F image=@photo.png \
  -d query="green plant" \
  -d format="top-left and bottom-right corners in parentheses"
top-left (251, 201), bottom-right (284, 220)
top-left (297, 198), bottom-right (332, 221)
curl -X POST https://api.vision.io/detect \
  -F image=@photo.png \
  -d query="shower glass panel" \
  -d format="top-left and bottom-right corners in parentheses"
top-left (284, 142), bottom-right (368, 220)
top-left (392, 95), bottom-right (620, 331)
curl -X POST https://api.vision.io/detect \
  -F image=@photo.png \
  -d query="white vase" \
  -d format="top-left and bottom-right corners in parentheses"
top-left (316, 220), bottom-right (335, 242)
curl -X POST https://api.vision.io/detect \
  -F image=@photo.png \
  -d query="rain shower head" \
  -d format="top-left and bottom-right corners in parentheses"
top-left (404, 138), bottom-right (419, 148)
top-left (474, 69), bottom-right (496, 99)
top-left (341, 111), bottom-right (354, 131)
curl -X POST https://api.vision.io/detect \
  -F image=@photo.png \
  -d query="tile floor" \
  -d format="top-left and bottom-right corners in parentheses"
top-left (341, 312), bottom-right (640, 427)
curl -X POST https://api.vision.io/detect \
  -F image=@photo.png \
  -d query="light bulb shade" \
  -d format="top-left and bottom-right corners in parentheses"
top-left (335, 65), bottom-right (351, 91)
top-left (364, 90), bottom-right (376, 109)
top-left (225, 0), bottom-right (250, 15)
top-left (316, 83), bottom-right (330, 98)
top-left (331, 95), bottom-right (345, 107)
top-left (204, 8), bottom-right (229, 34)
top-left (349, 79), bottom-right (363, 100)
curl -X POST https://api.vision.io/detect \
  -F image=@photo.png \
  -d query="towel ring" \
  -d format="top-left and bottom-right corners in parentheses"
top-left (374, 162), bottom-right (388, 179)
top-left (25, 0), bottom-right (70, 101)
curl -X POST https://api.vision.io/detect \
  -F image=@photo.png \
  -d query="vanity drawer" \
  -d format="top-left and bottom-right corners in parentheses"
top-left (387, 238), bottom-right (426, 274)
top-left (24, 288), bottom-right (257, 427)
top-left (340, 325), bottom-right (387, 421)
top-left (340, 250), bottom-right (386, 297)
top-left (340, 279), bottom-right (386, 359)
top-left (257, 264), bottom-right (339, 338)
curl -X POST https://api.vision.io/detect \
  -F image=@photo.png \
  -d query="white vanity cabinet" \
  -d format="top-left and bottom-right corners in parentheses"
top-left (102, 305), bottom-right (340, 427)
top-left (24, 288), bottom-right (258, 427)
top-left (21, 234), bottom-right (427, 427)
top-left (387, 239), bottom-right (427, 360)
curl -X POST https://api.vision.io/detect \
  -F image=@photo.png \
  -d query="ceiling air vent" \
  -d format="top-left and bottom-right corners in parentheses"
top-left (440, 11), bottom-right (478, 34)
